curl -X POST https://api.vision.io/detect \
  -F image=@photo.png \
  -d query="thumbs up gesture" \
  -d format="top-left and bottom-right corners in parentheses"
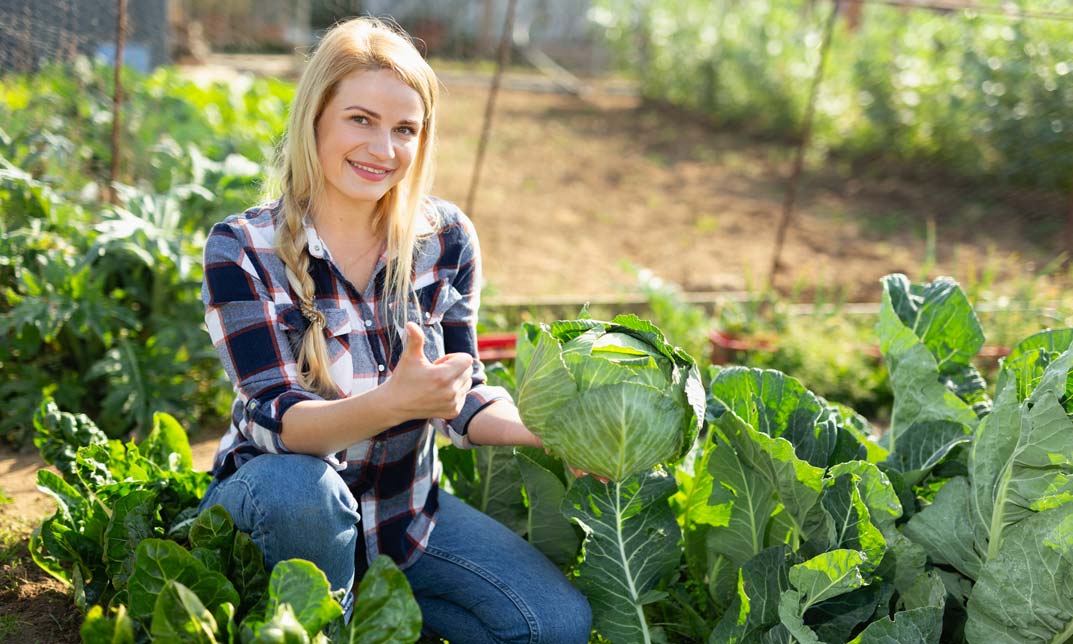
top-left (384, 322), bottom-right (474, 422)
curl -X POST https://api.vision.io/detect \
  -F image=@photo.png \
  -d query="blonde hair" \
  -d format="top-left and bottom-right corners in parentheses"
top-left (268, 17), bottom-right (440, 397)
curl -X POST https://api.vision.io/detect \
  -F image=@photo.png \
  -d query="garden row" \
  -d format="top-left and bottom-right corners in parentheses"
top-left (30, 270), bottom-right (1073, 643)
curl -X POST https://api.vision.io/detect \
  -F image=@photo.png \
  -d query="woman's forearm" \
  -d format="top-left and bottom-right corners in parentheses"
top-left (467, 401), bottom-right (542, 448)
top-left (279, 386), bottom-right (402, 456)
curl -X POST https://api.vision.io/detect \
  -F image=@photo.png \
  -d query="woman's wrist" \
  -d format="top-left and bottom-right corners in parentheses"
top-left (467, 400), bottom-right (541, 447)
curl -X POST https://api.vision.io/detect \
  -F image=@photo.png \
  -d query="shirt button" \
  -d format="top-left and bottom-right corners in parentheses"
top-left (364, 319), bottom-right (372, 327)
top-left (377, 364), bottom-right (385, 372)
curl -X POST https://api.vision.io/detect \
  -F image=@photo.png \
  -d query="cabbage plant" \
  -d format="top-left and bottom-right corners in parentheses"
top-left (514, 315), bottom-right (705, 481)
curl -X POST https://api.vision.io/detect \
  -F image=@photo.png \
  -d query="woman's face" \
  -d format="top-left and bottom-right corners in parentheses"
top-left (315, 68), bottom-right (425, 216)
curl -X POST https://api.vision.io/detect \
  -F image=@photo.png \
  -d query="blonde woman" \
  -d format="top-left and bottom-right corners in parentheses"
top-left (198, 16), bottom-right (592, 644)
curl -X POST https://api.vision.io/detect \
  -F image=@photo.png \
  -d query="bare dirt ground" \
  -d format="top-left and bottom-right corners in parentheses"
top-left (430, 75), bottom-right (1068, 302)
top-left (2, 59), bottom-right (1068, 640)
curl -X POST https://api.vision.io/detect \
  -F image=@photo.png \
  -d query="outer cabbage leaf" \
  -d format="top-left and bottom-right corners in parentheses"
top-left (849, 606), bottom-right (943, 644)
top-left (903, 476), bottom-right (982, 579)
top-left (707, 545), bottom-right (793, 644)
top-left (708, 367), bottom-right (837, 468)
top-left (514, 448), bottom-right (580, 567)
top-left (970, 345), bottom-right (1073, 561)
top-left (707, 408), bottom-right (828, 548)
top-left (995, 328), bottom-right (1073, 411)
top-left (876, 280), bottom-right (978, 463)
top-left (562, 469), bottom-right (680, 644)
top-left (965, 504), bottom-right (1073, 643)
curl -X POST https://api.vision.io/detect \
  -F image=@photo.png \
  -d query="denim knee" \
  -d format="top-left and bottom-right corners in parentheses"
top-left (532, 584), bottom-right (592, 644)
top-left (249, 453), bottom-right (359, 528)
top-left (202, 453), bottom-right (360, 593)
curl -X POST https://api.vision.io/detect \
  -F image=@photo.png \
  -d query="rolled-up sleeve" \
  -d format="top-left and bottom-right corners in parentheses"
top-left (201, 223), bottom-right (325, 455)
top-left (439, 212), bottom-right (513, 449)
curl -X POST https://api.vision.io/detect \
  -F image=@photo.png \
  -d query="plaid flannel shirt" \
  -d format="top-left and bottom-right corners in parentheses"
top-left (200, 196), bottom-right (512, 569)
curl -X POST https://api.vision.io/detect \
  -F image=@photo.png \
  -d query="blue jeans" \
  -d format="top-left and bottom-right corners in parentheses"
top-left (199, 453), bottom-right (592, 644)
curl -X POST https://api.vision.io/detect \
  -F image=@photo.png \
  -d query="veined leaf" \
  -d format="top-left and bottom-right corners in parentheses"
top-left (707, 545), bottom-right (792, 644)
top-left (127, 538), bottom-right (239, 624)
top-left (876, 283), bottom-right (979, 457)
top-left (882, 419), bottom-right (972, 487)
top-left (708, 409), bottom-right (828, 547)
top-left (995, 329), bottom-right (1073, 408)
top-left (149, 580), bottom-right (220, 644)
top-left (475, 446), bottom-right (527, 534)
top-left (103, 488), bottom-right (159, 591)
top-left (265, 559), bottom-right (342, 638)
top-left (143, 412), bottom-right (194, 472)
top-left (344, 555), bottom-right (422, 644)
top-left (563, 469), bottom-right (680, 644)
top-left (709, 367), bottom-right (837, 468)
top-left (788, 549), bottom-right (868, 609)
top-left (903, 476), bottom-right (982, 579)
top-left (970, 345), bottom-right (1073, 561)
top-left (849, 606), bottom-right (943, 644)
top-left (230, 532), bottom-right (268, 617)
top-left (966, 504), bottom-right (1073, 643)
top-left (514, 448), bottom-right (579, 567)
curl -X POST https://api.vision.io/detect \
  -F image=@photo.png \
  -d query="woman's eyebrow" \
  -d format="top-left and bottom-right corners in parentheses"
top-left (343, 105), bottom-right (420, 127)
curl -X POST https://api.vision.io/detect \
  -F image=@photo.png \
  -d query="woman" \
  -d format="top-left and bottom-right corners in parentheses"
top-left (199, 17), bottom-right (593, 644)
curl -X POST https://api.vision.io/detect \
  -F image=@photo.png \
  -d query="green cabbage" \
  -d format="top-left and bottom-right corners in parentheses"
top-left (514, 314), bottom-right (705, 481)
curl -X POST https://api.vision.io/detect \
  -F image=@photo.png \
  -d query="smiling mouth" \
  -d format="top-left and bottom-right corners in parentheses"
top-left (347, 160), bottom-right (392, 175)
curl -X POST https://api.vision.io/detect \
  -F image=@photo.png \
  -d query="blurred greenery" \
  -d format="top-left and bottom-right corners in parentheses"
top-left (592, 0), bottom-right (1073, 193)
top-left (0, 60), bottom-right (291, 446)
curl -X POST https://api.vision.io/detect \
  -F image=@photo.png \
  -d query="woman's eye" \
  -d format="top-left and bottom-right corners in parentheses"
top-left (350, 115), bottom-right (369, 125)
top-left (396, 126), bottom-right (416, 136)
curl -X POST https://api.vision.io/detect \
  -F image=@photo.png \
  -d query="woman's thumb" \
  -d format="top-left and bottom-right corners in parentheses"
top-left (401, 322), bottom-right (426, 363)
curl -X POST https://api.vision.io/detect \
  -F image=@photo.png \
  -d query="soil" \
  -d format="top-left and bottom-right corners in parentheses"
top-left (2, 59), bottom-right (1068, 640)
top-left (429, 75), bottom-right (1067, 302)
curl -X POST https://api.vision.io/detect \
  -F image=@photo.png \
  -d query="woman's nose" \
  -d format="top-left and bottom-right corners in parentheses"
top-left (367, 128), bottom-right (395, 160)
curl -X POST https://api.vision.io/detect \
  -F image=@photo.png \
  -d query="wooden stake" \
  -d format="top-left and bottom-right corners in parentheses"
top-left (108, 0), bottom-right (127, 205)
top-left (1066, 171), bottom-right (1073, 267)
top-left (465, 0), bottom-right (518, 218)
top-left (768, 0), bottom-right (841, 290)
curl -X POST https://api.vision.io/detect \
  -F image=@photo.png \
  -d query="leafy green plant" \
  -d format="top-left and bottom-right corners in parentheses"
top-left (514, 314), bottom-right (705, 481)
top-left (30, 399), bottom-right (422, 643)
top-left (0, 62), bottom-right (290, 445)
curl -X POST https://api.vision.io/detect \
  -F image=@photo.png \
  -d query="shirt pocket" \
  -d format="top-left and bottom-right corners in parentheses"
top-left (414, 279), bottom-right (462, 362)
top-left (276, 303), bottom-right (354, 394)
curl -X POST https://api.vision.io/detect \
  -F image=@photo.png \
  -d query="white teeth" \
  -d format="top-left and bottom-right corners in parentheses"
top-left (348, 160), bottom-right (388, 174)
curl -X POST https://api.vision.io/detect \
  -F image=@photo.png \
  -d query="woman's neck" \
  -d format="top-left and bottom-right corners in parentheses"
top-left (311, 196), bottom-right (382, 250)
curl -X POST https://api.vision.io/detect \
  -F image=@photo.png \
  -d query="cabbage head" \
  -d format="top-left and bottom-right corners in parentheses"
top-left (514, 314), bottom-right (706, 481)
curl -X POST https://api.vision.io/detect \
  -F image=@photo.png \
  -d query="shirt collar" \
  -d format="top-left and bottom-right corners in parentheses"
top-left (301, 214), bottom-right (330, 260)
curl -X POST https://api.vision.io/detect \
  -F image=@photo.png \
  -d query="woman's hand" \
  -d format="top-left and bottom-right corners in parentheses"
top-left (383, 322), bottom-right (474, 423)
top-left (467, 401), bottom-right (610, 483)
top-left (563, 460), bottom-right (610, 485)
top-left (528, 434), bottom-right (610, 484)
